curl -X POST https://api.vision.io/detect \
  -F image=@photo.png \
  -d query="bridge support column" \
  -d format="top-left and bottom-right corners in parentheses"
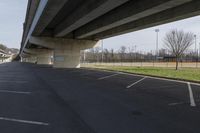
top-left (27, 56), bottom-right (37, 63)
top-left (53, 40), bottom-right (98, 68)
top-left (37, 52), bottom-right (52, 65)
top-left (23, 48), bottom-right (53, 65)
top-left (28, 37), bottom-right (99, 68)
top-left (53, 46), bottom-right (81, 68)
top-left (22, 58), bottom-right (29, 63)
top-left (24, 58), bottom-right (29, 62)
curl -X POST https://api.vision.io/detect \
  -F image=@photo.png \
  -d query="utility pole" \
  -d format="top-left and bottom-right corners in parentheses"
top-left (199, 43), bottom-right (200, 68)
top-left (194, 35), bottom-right (197, 68)
top-left (155, 29), bottom-right (159, 61)
top-left (101, 39), bottom-right (104, 63)
top-left (134, 45), bottom-right (137, 63)
top-left (83, 50), bottom-right (86, 63)
top-left (199, 43), bottom-right (200, 59)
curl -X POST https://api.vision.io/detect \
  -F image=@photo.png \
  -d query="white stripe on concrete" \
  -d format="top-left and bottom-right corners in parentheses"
top-left (98, 73), bottom-right (119, 80)
top-left (0, 117), bottom-right (49, 126)
top-left (143, 75), bottom-right (200, 87)
top-left (126, 76), bottom-right (147, 89)
top-left (187, 82), bottom-right (196, 107)
top-left (85, 68), bottom-right (144, 78)
top-left (146, 84), bottom-right (180, 89)
top-left (169, 99), bottom-right (200, 106)
top-left (86, 69), bottom-right (200, 87)
top-left (168, 102), bottom-right (185, 106)
top-left (0, 90), bottom-right (31, 95)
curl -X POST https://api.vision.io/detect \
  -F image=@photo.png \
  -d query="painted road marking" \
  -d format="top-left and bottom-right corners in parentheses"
top-left (144, 84), bottom-right (180, 90)
top-left (187, 82), bottom-right (196, 107)
top-left (86, 68), bottom-right (144, 78)
top-left (0, 117), bottom-right (49, 126)
top-left (0, 90), bottom-right (31, 95)
top-left (147, 76), bottom-right (200, 87)
top-left (87, 69), bottom-right (200, 87)
top-left (98, 73), bottom-right (119, 80)
top-left (168, 99), bottom-right (200, 106)
top-left (126, 76), bottom-right (147, 89)
top-left (168, 102), bottom-right (185, 106)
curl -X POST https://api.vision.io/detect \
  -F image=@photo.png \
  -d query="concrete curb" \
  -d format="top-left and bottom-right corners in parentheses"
top-left (81, 67), bottom-right (200, 86)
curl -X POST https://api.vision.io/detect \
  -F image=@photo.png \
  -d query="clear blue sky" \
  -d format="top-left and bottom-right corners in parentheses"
top-left (0, 0), bottom-right (28, 49)
top-left (103, 16), bottom-right (200, 53)
top-left (0, 0), bottom-right (200, 53)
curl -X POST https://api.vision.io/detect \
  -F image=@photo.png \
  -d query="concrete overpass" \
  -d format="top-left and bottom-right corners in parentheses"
top-left (20, 0), bottom-right (200, 68)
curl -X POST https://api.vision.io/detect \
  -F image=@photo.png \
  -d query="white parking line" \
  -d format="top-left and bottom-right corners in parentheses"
top-left (0, 90), bottom-right (31, 95)
top-left (187, 82), bottom-right (196, 107)
top-left (0, 117), bottom-right (49, 126)
top-left (126, 76), bottom-right (147, 89)
top-left (169, 99), bottom-right (200, 106)
top-left (88, 69), bottom-right (144, 78)
top-left (98, 73), bottom-right (119, 80)
top-left (145, 84), bottom-right (180, 89)
top-left (134, 75), bottom-right (200, 87)
top-left (168, 102), bottom-right (185, 106)
top-left (88, 69), bottom-right (200, 87)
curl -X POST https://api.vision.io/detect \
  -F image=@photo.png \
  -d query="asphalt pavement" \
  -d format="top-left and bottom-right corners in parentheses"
top-left (0, 62), bottom-right (199, 133)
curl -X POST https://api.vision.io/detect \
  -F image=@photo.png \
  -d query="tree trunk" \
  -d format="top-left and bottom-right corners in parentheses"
top-left (175, 57), bottom-right (178, 70)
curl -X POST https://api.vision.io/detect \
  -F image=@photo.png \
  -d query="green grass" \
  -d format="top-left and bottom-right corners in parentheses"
top-left (93, 66), bottom-right (200, 82)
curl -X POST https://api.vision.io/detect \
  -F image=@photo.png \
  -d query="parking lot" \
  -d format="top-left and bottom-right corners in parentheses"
top-left (0, 62), bottom-right (199, 133)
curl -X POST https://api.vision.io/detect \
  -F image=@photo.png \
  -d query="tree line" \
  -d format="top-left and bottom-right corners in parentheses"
top-left (81, 29), bottom-right (198, 70)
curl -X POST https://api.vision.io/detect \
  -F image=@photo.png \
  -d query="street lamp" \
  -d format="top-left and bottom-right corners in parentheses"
top-left (194, 35), bottom-right (197, 68)
top-left (199, 43), bottom-right (200, 59)
top-left (155, 29), bottom-right (160, 61)
top-left (83, 50), bottom-right (86, 63)
top-left (101, 39), bottom-right (104, 63)
top-left (199, 43), bottom-right (200, 67)
top-left (194, 35), bottom-right (197, 53)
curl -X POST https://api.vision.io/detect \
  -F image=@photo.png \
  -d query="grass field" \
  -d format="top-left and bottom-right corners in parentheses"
top-left (84, 65), bottom-right (200, 82)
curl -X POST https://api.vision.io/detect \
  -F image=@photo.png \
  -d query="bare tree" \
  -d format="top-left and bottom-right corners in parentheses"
top-left (164, 29), bottom-right (194, 70)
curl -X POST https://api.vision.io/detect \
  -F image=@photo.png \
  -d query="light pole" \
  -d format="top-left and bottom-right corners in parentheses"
top-left (83, 50), bottom-right (86, 63)
top-left (199, 43), bottom-right (200, 67)
top-left (194, 35), bottom-right (197, 55)
top-left (199, 43), bottom-right (200, 57)
top-left (194, 35), bottom-right (197, 68)
top-left (101, 39), bottom-right (104, 63)
top-left (155, 29), bottom-right (159, 61)
top-left (134, 45), bottom-right (137, 63)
